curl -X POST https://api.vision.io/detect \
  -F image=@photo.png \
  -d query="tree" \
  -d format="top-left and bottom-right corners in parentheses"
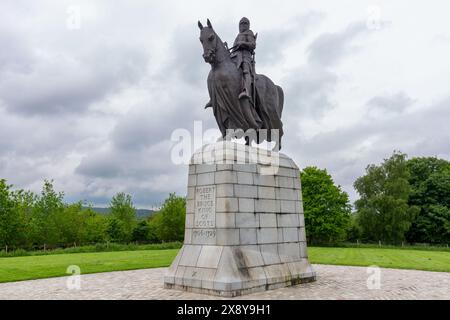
top-left (406, 157), bottom-right (450, 243)
top-left (132, 220), bottom-right (150, 242)
top-left (81, 207), bottom-right (108, 244)
top-left (155, 193), bottom-right (186, 242)
top-left (354, 151), bottom-right (419, 243)
top-left (107, 193), bottom-right (137, 242)
top-left (147, 214), bottom-right (162, 243)
top-left (300, 167), bottom-right (351, 244)
top-left (11, 188), bottom-right (36, 248)
top-left (0, 180), bottom-right (24, 248)
top-left (30, 180), bottom-right (65, 246)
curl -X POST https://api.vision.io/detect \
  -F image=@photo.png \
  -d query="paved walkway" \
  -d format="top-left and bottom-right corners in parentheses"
top-left (0, 265), bottom-right (448, 300)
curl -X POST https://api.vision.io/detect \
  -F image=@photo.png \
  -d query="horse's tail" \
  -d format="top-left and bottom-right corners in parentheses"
top-left (276, 85), bottom-right (284, 118)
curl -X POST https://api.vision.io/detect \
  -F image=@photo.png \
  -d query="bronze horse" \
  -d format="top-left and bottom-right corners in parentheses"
top-left (198, 19), bottom-right (284, 150)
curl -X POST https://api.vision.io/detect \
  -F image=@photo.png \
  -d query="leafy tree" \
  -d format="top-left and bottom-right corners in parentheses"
top-left (10, 188), bottom-right (36, 248)
top-left (107, 193), bottom-right (137, 242)
top-left (155, 193), bottom-right (186, 242)
top-left (30, 180), bottom-right (65, 246)
top-left (0, 180), bottom-right (24, 248)
top-left (147, 214), bottom-right (162, 243)
top-left (81, 207), bottom-right (108, 244)
top-left (300, 167), bottom-right (352, 244)
top-left (406, 157), bottom-right (450, 243)
top-left (132, 220), bottom-right (150, 242)
top-left (354, 151), bottom-right (419, 243)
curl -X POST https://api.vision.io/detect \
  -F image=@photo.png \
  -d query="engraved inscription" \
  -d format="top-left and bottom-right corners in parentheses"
top-left (192, 229), bottom-right (216, 244)
top-left (194, 185), bottom-right (216, 229)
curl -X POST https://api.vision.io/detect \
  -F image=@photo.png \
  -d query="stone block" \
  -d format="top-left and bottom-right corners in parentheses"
top-left (277, 214), bottom-right (300, 227)
top-left (278, 167), bottom-right (299, 178)
top-left (263, 264), bottom-right (291, 285)
top-left (293, 178), bottom-right (301, 190)
top-left (238, 198), bottom-right (254, 212)
top-left (233, 164), bottom-right (257, 173)
top-left (296, 201), bottom-right (303, 214)
top-left (280, 200), bottom-right (297, 213)
top-left (282, 227), bottom-right (299, 242)
top-left (184, 228), bottom-right (192, 243)
top-left (216, 229), bottom-right (239, 245)
top-left (299, 214), bottom-right (305, 227)
top-left (188, 174), bottom-right (197, 187)
top-left (215, 171), bottom-right (237, 184)
top-left (216, 164), bottom-right (233, 171)
top-left (187, 187), bottom-right (195, 200)
top-left (234, 245), bottom-right (265, 268)
top-left (243, 267), bottom-right (267, 289)
top-left (259, 213), bottom-right (277, 228)
top-left (257, 228), bottom-right (278, 244)
top-left (197, 246), bottom-right (223, 268)
top-left (254, 174), bottom-right (276, 187)
top-left (259, 244), bottom-right (280, 265)
top-left (239, 228), bottom-right (258, 245)
top-left (174, 266), bottom-right (187, 286)
top-left (216, 184), bottom-right (234, 197)
top-left (276, 188), bottom-right (299, 201)
top-left (196, 164), bottom-right (216, 174)
top-left (183, 267), bottom-right (202, 288)
top-left (179, 245), bottom-right (202, 267)
top-left (237, 172), bottom-right (253, 185)
top-left (216, 212), bottom-right (235, 228)
top-left (216, 198), bottom-right (238, 213)
top-left (234, 185), bottom-right (257, 198)
top-left (299, 227), bottom-right (307, 242)
top-left (185, 214), bottom-right (194, 228)
top-left (278, 242), bottom-right (300, 263)
top-left (276, 176), bottom-right (294, 188)
top-left (197, 172), bottom-right (215, 186)
top-left (236, 213), bottom-right (259, 228)
top-left (186, 200), bottom-right (194, 214)
top-left (258, 186), bottom-right (276, 199)
top-left (300, 241), bottom-right (308, 258)
top-left (255, 199), bottom-right (279, 213)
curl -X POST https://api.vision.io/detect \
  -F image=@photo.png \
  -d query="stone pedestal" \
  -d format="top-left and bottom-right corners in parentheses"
top-left (164, 142), bottom-right (316, 297)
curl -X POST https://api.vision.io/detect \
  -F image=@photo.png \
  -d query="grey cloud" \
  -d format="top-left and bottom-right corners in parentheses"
top-left (256, 12), bottom-right (325, 66)
top-left (307, 21), bottom-right (367, 67)
top-left (285, 97), bottom-right (450, 202)
top-left (282, 21), bottom-right (369, 120)
top-left (283, 64), bottom-right (337, 119)
top-left (165, 24), bottom-right (208, 87)
top-left (367, 92), bottom-right (415, 113)
top-left (0, 45), bottom-right (149, 116)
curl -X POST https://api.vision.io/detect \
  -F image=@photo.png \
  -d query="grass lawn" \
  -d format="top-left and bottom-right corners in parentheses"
top-left (0, 249), bottom-right (179, 283)
top-left (308, 247), bottom-right (450, 273)
top-left (0, 247), bottom-right (449, 283)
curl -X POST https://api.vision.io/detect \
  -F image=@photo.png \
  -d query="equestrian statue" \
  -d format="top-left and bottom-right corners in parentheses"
top-left (199, 18), bottom-right (284, 150)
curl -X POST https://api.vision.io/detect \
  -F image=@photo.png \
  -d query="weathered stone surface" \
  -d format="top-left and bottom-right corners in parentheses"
top-left (165, 142), bottom-right (315, 297)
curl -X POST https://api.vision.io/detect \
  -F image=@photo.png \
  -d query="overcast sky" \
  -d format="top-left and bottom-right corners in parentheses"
top-left (1, 0), bottom-right (450, 208)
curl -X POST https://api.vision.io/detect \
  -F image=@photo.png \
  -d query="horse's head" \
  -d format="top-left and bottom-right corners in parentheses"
top-left (198, 19), bottom-right (218, 64)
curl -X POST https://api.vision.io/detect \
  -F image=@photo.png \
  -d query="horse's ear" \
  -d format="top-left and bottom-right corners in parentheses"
top-left (207, 19), bottom-right (212, 28)
top-left (198, 21), bottom-right (203, 30)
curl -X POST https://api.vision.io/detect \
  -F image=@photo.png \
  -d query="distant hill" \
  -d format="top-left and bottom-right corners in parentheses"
top-left (83, 207), bottom-right (157, 219)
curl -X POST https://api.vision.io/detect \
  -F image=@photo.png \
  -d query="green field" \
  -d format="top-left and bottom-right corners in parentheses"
top-left (0, 249), bottom-right (179, 283)
top-left (0, 247), bottom-right (449, 283)
top-left (309, 247), bottom-right (450, 272)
